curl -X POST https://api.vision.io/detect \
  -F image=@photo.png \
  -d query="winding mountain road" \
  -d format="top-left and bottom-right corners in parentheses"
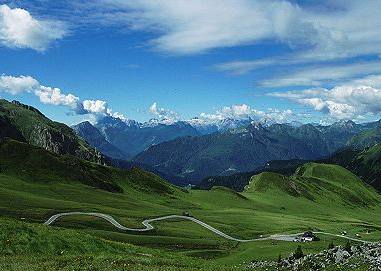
top-left (44, 212), bottom-right (372, 243)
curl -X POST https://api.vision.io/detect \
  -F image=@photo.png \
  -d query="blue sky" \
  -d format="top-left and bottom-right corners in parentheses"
top-left (1, 0), bottom-right (381, 125)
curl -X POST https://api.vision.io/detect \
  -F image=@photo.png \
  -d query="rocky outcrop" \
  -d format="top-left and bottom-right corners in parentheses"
top-left (29, 124), bottom-right (78, 155)
top-left (249, 242), bottom-right (381, 270)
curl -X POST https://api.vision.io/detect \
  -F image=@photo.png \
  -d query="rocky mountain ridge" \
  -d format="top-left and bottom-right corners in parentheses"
top-left (0, 99), bottom-right (105, 164)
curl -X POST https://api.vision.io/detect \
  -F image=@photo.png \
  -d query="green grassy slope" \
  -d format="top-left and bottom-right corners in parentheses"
top-left (0, 217), bottom-right (237, 271)
top-left (246, 163), bottom-right (379, 206)
top-left (198, 159), bottom-right (307, 192)
top-left (0, 139), bottom-right (177, 194)
top-left (0, 141), bottom-right (380, 270)
top-left (323, 145), bottom-right (381, 192)
top-left (348, 121), bottom-right (381, 149)
top-left (350, 144), bottom-right (381, 191)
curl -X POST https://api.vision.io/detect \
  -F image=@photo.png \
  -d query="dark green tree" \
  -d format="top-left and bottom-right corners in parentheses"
top-left (344, 241), bottom-right (351, 253)
top-left (277, 253), bottom-right (282, 264)
top-left (294, 245), bottom-right (304, 259)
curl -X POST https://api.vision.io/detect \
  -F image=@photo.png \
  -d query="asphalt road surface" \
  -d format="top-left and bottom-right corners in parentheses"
top-left (44, 212), bottom-right (371, 243)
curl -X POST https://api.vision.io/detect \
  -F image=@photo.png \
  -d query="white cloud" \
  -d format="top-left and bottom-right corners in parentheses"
top-left (35, 86), bottom-right (79, 108)
top-left (260, 61), bottom-right (381, 88)
top-left (196, 1), bottom-right (381, 87)
top-left (91, 0), bottom-right (303, 55)
top-left (82, 100), bottom-right (108, 114)
top-left (77, 100), bottom-right (129, 121)
top-left (0, 75), bottom-right (39, 94)
top-left (107, 110), bottom-right (128, 121)
top-left (213, 59), bottom-right (277, 75)
top-left (149, 102), bottom-right (179, 122)
top-left (81, 0), bottom-right (381, 61)
top-left (270, 80), bottom-right (381, 119)
top-left (0, 74), bottom-right (128, 120)
top-left (0, 75), bottom-right (79, 108)
top-left (206, 104), bottom-right (254, 120)
top-left (9, 1), bottom-right (380, 91)
top-left (352, 74), bottom-right (381, 89)
top-left (91, 0), bottom-right (381, 91)
top-left (0, 4), bottom-right (66, 51)
top-left (198, 104), bottom-right (294, 124)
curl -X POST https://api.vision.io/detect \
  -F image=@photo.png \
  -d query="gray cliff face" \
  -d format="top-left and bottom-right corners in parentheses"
top-left (28, 125), bottom-right (105, 164)
top-left (29, 124), bottom-right (78, 155)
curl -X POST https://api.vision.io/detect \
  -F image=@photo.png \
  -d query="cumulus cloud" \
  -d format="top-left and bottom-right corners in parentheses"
top-left (0, 4), bottom-right (66, 51)
top-left (0, 75), bottom-right (80, 108)
top-left (200, 104), bottom-right (254, 121)
top-left (269, 81), bottom-right (381, 119)
top-left (149, 102), bottom-right (180, 123)
top-left (0, 75), bottom-right (39, 94)
top-left (0, 74), bottom-right (127, 120)
top-left (35, 86), bottom-right (79, 108)
top-left (82, 100), bottom-right (108, 114)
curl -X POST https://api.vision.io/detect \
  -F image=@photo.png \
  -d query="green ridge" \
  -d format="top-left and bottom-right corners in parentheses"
top-left (0, 99), bottom-right (103, 163)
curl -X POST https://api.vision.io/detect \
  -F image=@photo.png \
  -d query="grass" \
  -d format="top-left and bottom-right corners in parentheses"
top-left (0, 217), bottom-right (239, 271)
top-left (0, 139), bottom-right (380, 270)
top-left (349, 125), bottom-right (381, 149)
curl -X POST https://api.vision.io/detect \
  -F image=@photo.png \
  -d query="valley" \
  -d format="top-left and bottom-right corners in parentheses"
top-left (0, 100), bottom-right (380, 271)
top-left (74, 111), bottom-right (381, 185)
top-left (2, 2), bottom-right (381, 270)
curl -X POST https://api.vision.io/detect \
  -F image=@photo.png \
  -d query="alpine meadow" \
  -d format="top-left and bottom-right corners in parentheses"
top-left (0, 1), bottom-right (381, 271)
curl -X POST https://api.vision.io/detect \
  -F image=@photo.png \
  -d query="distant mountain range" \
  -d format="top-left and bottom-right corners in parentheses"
top-left (85, 116), bottom-right (201, 158)
top-left (198, 141), bottom-right (381, 193)
top-left (4, 98), bottom-right (380, 188)
top-left (71, 108), bottom-right (381, 185)
top-left (72, 121), bottom-right (130, 159)
top-left (72, 116), bottom-right (256, 159)
top-left (133, 120), bottom-right (379, 183)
